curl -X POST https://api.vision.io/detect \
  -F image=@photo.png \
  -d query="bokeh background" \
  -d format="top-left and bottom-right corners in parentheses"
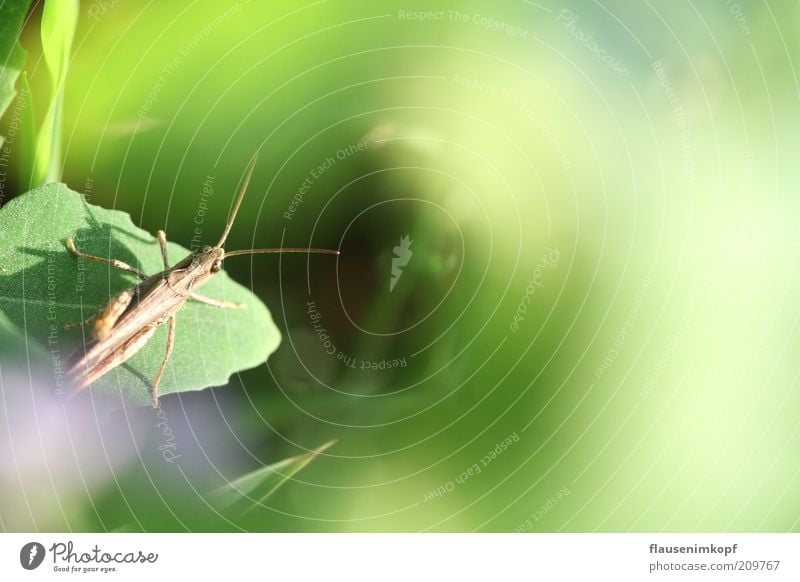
top-left (1, 0), bottom-right (799, 531)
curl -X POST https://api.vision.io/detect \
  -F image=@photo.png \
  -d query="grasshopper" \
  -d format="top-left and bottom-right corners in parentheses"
top-left (65, 154), bottom-right (338, 406)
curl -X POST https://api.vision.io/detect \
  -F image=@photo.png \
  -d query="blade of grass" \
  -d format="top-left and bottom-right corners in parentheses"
top-left (32, 0), bottom-right (78, 185)
top-left (17, 71), bottom-right (35, 189)
top-left (0, 0), bottom-right (33, 149)
top-left (212, 440), bottom-right (336, 513)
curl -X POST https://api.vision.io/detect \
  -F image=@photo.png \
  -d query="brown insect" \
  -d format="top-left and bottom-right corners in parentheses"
top-left (65, 153), bottom-right (338, 406)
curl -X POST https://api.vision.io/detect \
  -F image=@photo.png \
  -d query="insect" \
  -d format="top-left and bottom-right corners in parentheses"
top-left (65, 153), bottom-right (338, 406)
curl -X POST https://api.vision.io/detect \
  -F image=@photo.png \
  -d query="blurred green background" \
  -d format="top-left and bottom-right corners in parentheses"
top-left (1, 0), bottom-right (799, 531)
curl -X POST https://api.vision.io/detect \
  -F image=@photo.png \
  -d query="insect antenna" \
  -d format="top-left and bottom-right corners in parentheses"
top-left (217, 153), bottom-right (340, 257)
top-left (225, 247), bottom-right (339, 257)
top-left (216, 151), bottom-right (259, 248)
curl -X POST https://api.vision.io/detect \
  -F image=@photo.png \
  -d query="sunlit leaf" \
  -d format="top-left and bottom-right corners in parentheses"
top-left (17, 71), bottom-right (35, 189)
top-left (32, 0), bottom-right (78, 185)
top-left (0, 183), bottom-right (282, 407)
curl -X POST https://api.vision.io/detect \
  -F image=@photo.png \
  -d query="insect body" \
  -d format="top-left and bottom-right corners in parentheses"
top-left (66, 154), bottom-right (338, 406)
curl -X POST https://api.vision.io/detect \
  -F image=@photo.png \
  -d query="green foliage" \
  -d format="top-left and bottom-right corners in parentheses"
top-left (212, 441), bottom-right (335, 514)
top-left (32, 0), bottom-right (78, 185)
top-left (0, 0), bottom-right (33, 149)
top-left (17, 71), bottom-right (35, 187)
top-left (0, 183), bottom-right (282, 407)
top-left (0, 309), bottom-right (26, 357)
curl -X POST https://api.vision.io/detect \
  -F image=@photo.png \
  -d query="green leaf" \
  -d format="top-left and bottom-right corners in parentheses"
top-left (0, 308), bottom-right (47, 374)
top-left (212, 441), bottom-right (335, 513)
top-left (0, 309), bottom-right (27, 354)
top-left (0, 0), bottom-right (33, 147)
top-left (32, 0), bottom-right (78, 185)
top-left (40, 0), bottom-right (77, 86)
top-left (0, 183), bottom-right (282, 407)
top-left (17, 71), bottom-right (35, 189)
top-left (0, 44), bottom-right (25, 140)
top-left (0, 0), bottom-right (31, 61)
top-left (0, 309), bottom-right (21, 347)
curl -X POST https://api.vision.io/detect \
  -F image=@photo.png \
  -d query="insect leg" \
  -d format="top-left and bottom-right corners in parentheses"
top-left (156, 230), bottom-right (170, 269)
top-left (189, 293), bottom-right (246, 309)
top-left (66, 238), bottom-right (147, 280)
top-left (64, 313), bottom-right (97, 331)
top-left (151, 315), bottom-right (176, 407)
top-left (93, 288), bottom-right (136, 341)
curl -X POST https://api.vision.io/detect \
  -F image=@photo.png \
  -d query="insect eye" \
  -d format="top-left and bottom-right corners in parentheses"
top-left (211, 259), bottom-right (223, 273)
